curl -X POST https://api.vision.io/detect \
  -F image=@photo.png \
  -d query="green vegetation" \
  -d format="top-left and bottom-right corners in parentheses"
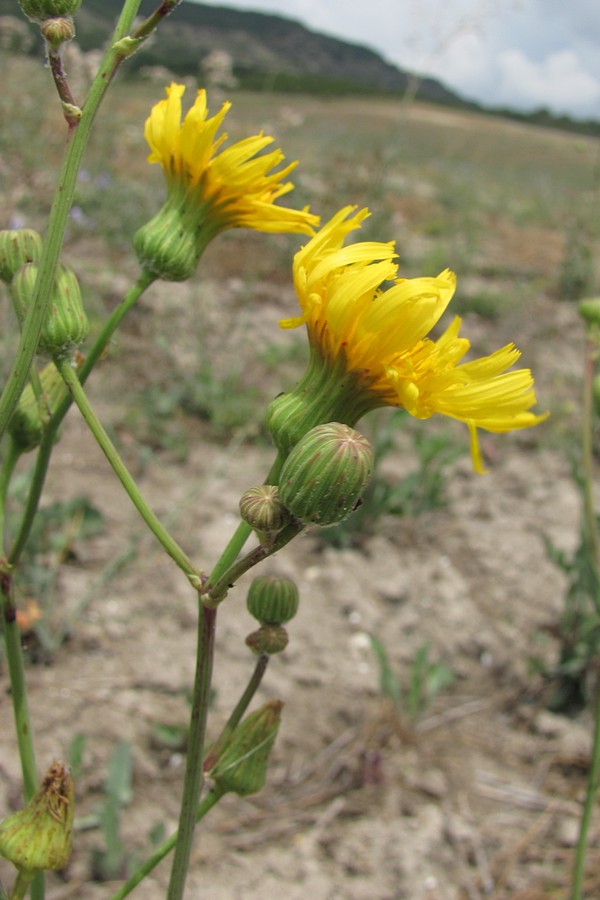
top-left (370, 636), bottom-right (455, 722)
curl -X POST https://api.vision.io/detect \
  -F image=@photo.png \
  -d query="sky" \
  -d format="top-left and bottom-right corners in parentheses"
top-left (192, 0), bottom-right (600, 121)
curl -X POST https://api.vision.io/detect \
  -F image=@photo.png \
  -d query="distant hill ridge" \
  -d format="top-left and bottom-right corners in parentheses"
top-left (0, 0), bottom-right (466, 104)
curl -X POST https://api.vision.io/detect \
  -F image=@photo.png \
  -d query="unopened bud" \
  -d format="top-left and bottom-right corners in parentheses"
top-left (0, 761), bottom-right (74, 873)
top-left (0, 229), bottom-right (43, 284)
top-left (209, 701), bottom-right (282, 796)
top-left (579, 297), bottom-right (600, 328)
top-left (134, 200), bottom-right (209, 282)
top-left (245, 624), bottom-right (289, 655)
top-left (41, 15), bottom-right (76, 48)
top-left (278, 422), bottom-right (373, 525)
top-left (246, 575), bottom-right (299, 626)
top-left (11, 262), bottom-right (89, 358)
top-left (8, 361), bottom-right (69, 452)
top-left (18, 0), bottom-right (81, 21)
top-left (239, 485), bottom-right (292, 546)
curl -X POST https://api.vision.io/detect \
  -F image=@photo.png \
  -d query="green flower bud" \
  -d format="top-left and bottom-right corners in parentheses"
top-left (40, 15), bottom-right (76, 48)
top-left (0, 229), bottom-right (43, 284)
top-left (209, 701), bottom-right (282, 796)
top-left (18, 0), bottom-right (81, 21)
top-left (245, 624), bottom-right (289, 655)
top-left (579, 297), bottom-right (600, 328)
top-left (239, 485), bottom-right (293, 546)
top-left (246, 574), bottom-right (299, 626)
top-left (278, 422), bottom-right (374, 526)
top-left (11, 262), bottom-right (89, 358)
top-left (0, 761), bottom-right (74, 873)
top-left (8, 361), bottom-right (69, 453)
top-left (134, 195), bottom-right (215, 282)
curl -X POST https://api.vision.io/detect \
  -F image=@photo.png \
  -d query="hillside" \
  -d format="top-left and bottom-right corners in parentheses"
top-left (0, 0), bottom-right (466, 104)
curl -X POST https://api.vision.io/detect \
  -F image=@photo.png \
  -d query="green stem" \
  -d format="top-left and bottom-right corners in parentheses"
top-left (204, 520), bottom-right (304, 606)
top-left (203, 654), bottom-right (270, 771)
top-left (571, 684), bottom-right (600, 899)
top-left (55, 357), bottom-right (199, 584)
top-left (581, 336), bottom-right (600, 585)
top-left (0, 438), bottom-right (21, 545)
top-left (9, 869), bottom-right (34, 900)
top-left (8, 273), bottom-right (155, 568)
top-left (0, 0), bottom-right (144, 442)
top-left (201, 450), bottom-right (288, 599)
top-left (0, 569), bottom-right (37, 802)
top-left (166, 604), bottom-right (217, 900)
top-left (130, 0), bottom-right (182, 41)
top-left (163, 451), bottom-right (288, 898)
top-left (109, 789), bottom-right (222, 900)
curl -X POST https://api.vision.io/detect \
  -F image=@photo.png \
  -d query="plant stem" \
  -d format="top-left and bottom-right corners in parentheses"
top-left (581, 335), bottom-right (600, 583)
top-left (571, 683), bottom-right (600, 899)
top-left (0, 568), bottom-right (37, 801)
top-left (0, 0), bottom-right (144, 442)
top-left (204, 520), bottom-right (304, 606)
top-left (166, 604), bottom-right (217, 900)
top-left (8, 273), bottom-right (155, 568)
top-left (200, 450), bottom-right (288, 604)
top-left (0, 438), bottom-right (21, 545)
top-left (109, 789), bottom-right (222, 900)
top-left (203, 654), bottom-right (270, 771)
top-left (54, 358), bottom-right (199, 584)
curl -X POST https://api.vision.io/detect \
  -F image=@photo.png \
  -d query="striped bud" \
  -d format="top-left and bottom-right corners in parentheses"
top-left (0, 229), bottom-right (43, 284)
top-left (278, 422), bottom-right (373, 526)
top-left (11, 262), bottom-right (89, 358)
top-left (239, 485), bottom-right (292, 546)
top-left (41, 15), bottom-right (76, 47)
top-left (246, 575), bottom-right (299, 626)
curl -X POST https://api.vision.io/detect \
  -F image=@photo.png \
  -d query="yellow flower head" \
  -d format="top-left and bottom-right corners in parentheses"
top-left (268, 206), bottom-right (547, 472)
top-left (135, 84), bottom-right (319, 280)
top-left (146, 82), bottom-right (318, 234)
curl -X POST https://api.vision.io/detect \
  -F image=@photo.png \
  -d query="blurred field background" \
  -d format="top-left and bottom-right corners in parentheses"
top-left (1, 44), bottom-right (600, 898)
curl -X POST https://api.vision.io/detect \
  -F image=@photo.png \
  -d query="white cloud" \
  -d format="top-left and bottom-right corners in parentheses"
top-left (495, 48), bottom-right (600, 115)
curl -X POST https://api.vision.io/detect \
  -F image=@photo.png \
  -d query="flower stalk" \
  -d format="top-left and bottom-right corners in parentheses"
top-left (54, 357), bottom-right (199, 585)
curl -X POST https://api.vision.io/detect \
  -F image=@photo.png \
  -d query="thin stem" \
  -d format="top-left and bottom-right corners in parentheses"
top-left (201, 450), bottom-right (288, 597)
top-left (47, 46), bottom-right (81, 133)
top-left (203, 654), bottom-right (270, 771)
top-left (204, 520), bottom-right (303, 606)
top-left (165, 450), bottom-right (289, 898)
top-left (571, 684), bottom-right (600, 899)
top-left (581, 335), bottom-right (600, 583)
top-left (166, 604), bottom-right (217, 900)
top-left (109, 789), bottom-right (222, 900)
top-left (1, 567), bottom-right (37, 801)
top-left (55, 357), bottom-right (199, 584)
top-left (0, 0), bottom-right (144, 442)
top-left (8, 272), bottom-right (155, 568)
top-left (0, 438), bottom-right (21, 545)
top-left (131, 0), bottom-right (182, 41)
